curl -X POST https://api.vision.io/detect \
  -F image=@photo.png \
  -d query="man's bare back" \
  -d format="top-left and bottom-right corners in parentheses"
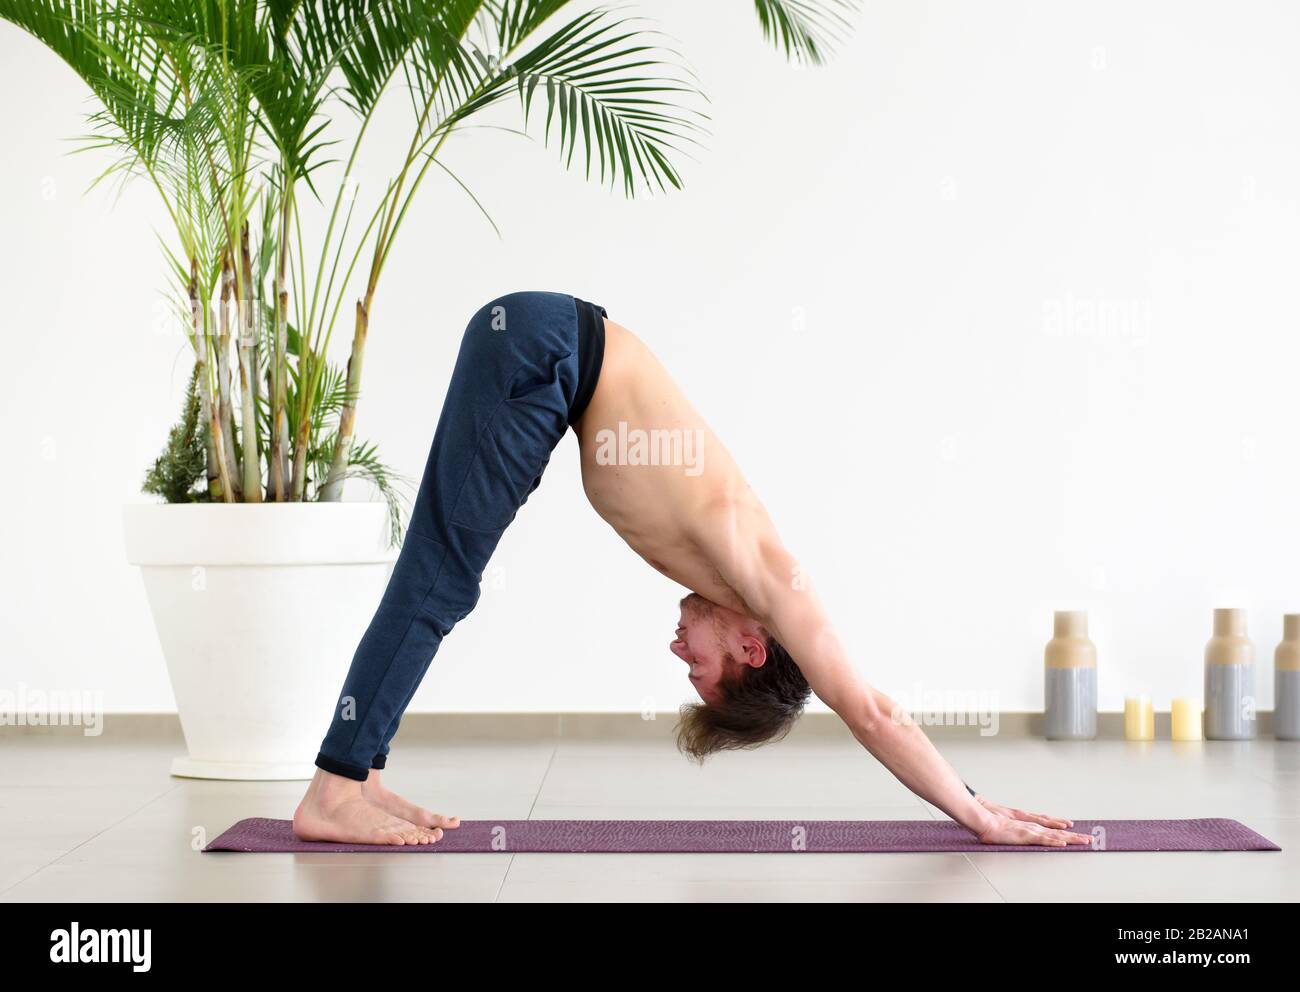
top-left (573, 318), bottom-right (762, 615)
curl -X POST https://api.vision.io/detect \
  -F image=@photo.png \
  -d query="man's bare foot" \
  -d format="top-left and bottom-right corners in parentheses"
top-left (293, 768), bottom-right (434, 845)
top-left (362, 770), bottom-right (460, 836)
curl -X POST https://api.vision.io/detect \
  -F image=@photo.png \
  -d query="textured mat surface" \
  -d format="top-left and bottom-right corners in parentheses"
top-left (204, 817), bottom-right (1279, 853)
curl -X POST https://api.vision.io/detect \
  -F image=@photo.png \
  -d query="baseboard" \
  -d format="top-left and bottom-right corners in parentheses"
top-left (0, 710), bottom-right (1279, 740)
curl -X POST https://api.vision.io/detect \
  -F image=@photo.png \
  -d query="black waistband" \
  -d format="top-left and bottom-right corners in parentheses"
top-left (569, 296), bottom-right (607, 426)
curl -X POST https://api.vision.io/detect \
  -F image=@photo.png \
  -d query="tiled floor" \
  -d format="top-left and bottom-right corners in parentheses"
top-left (1, 731), bottom-right (1295, 902)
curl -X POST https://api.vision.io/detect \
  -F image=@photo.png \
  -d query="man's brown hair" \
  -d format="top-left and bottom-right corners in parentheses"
top-left (674, 635), bottom-right (811, 761)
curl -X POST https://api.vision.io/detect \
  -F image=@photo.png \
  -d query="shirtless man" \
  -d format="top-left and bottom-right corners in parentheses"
top-left (293, 291), bottom-right (1092, 848)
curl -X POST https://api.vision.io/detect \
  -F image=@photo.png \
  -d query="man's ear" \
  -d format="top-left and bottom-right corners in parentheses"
top-left (736, 633), bottom-right (768, 670)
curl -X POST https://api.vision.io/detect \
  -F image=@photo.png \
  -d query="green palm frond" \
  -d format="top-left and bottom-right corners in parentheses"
top-left (313, 359), bottom-right (354, 417)
top-left (476, 0), bottom-right (566, 52)
top-left (751, 0), bottom-right (858, 66)
top-left (423, 4), bottom-right (709, 197)
top-left (512, 7), bottom-right (707, 194)
top-left (332, 0), bottom-right (478, 120)
top-left (0, 0), bottom-right (204, 230)
top-left (0, 1), bottom-right (169, 156)
top-left (310, 433), bottom-right (410, 545)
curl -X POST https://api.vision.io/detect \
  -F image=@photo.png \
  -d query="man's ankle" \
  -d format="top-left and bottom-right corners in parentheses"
top-left (312, 767), bottom-right (365, 800)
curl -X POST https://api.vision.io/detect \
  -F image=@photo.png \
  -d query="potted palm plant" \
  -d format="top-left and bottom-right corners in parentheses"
top-left (2, 0), bottom-right (855, 778)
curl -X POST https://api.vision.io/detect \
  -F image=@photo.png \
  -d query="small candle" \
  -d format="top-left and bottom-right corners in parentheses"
top-left (1171, 698), bottom-right (1202, 741)
top-left (1124, 696), bottom-right (1154, 740)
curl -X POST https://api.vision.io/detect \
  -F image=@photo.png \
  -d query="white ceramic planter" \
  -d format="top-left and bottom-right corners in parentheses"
top-left (123, 503), bottom-right (396, 780)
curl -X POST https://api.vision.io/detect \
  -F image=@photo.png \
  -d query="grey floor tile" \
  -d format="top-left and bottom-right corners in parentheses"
top-left (1, 859), bottom-right (508, 903)
top-left (0, 738), bottom-right (186, 787)
top-left (0, 782), bottom-right (177, 892)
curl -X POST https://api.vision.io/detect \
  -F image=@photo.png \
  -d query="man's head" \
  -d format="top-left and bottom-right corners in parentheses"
top-left (669, 593), bottom-right (811, 761)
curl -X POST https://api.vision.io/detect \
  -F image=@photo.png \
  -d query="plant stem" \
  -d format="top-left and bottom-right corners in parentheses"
top-left (270, 173), bottom-right (293, 501)
top-left (289, 413), bottom-right (312, 501)
top-left (217, 250), bottom-right (242, 499)
top-left (237, 220), bottom-right (262, 501)
top-left (318, 297), bottom-right (369, 501)
top-left (263, 358), bottom-right (288, 501)
top-left (190, 256), bottom-right (232, 503)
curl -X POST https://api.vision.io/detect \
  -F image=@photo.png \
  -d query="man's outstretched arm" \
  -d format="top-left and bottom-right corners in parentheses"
top-left (693, 496), bottom-right (1091, 846)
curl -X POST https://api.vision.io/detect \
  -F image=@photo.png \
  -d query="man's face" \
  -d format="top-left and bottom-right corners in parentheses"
top-left (670, 593), bottom-right (766, 704)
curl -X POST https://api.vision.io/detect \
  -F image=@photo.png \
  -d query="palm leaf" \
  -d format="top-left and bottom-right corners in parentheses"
top-left (407, 4), bottom-right (709, 198)
top-left (751, 0), bottom-right (858, 66)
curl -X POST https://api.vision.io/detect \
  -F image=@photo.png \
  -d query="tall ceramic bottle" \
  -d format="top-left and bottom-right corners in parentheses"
top-left (1044, 611), bottom-right (1097, 740)
top-left (1204, 608), bottom-right (1255, 740)
top-left (1275, 614), bottom-right (1300, 741)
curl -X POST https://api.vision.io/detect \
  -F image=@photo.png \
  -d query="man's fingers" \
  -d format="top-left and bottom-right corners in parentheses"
top-left (1022, 824), bottom-right (1092, 847)
top-left (1063, 830), bottom-right (1094, 845)
top-left (1021, 810), bottom-right (1074, 829)
top-left (977, 819), bottom-right (1096, 847)
top-left (980, 798), bottom-right (1075, 830)
top-left (998, 803), bottom-right (1074, 828)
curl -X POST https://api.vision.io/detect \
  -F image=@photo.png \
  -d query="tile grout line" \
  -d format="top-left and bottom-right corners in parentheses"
top-left (493, 721), bottom-right (562, 903)
top-left (0, 781), bottom-right (183, 897)
top-left (920, 798), bottom-right (1009, 903)
top-left (959, 854), bottom-right (1009, 903)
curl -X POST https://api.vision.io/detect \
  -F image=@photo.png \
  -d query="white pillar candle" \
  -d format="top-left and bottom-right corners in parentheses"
top-left (1171, 698), bottom-right (1202, 741)
top-left (1124, 696), bottom-right (1154, 740)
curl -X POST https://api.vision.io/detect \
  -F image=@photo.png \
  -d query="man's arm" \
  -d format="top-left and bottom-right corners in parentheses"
top-left (691, 497), bottom-right (1088, 845)
top-left (756, 569), bottom-right (1001, 837)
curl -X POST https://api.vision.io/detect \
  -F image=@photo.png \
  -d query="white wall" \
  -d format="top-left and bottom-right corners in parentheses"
top-left (3, 0), bottom-right (1299, 715)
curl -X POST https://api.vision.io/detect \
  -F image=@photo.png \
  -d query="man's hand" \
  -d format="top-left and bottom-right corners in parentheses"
top-left (970, 792), bottom-right (1094, 846)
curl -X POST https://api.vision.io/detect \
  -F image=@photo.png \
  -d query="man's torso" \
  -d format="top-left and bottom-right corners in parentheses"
top-left (572, 318), bottom-right (773, 616)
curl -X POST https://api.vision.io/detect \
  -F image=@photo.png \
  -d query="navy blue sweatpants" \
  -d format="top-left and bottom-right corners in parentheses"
top-left (316, 292), bottom-right (604, 781)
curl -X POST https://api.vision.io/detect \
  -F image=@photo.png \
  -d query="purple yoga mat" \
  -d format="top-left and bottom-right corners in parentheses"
top-left (204, 817), bottom-right (1279, 854)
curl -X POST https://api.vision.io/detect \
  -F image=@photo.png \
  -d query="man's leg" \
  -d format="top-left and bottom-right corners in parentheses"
top-left (295, 291), bottom-right (584, 843)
